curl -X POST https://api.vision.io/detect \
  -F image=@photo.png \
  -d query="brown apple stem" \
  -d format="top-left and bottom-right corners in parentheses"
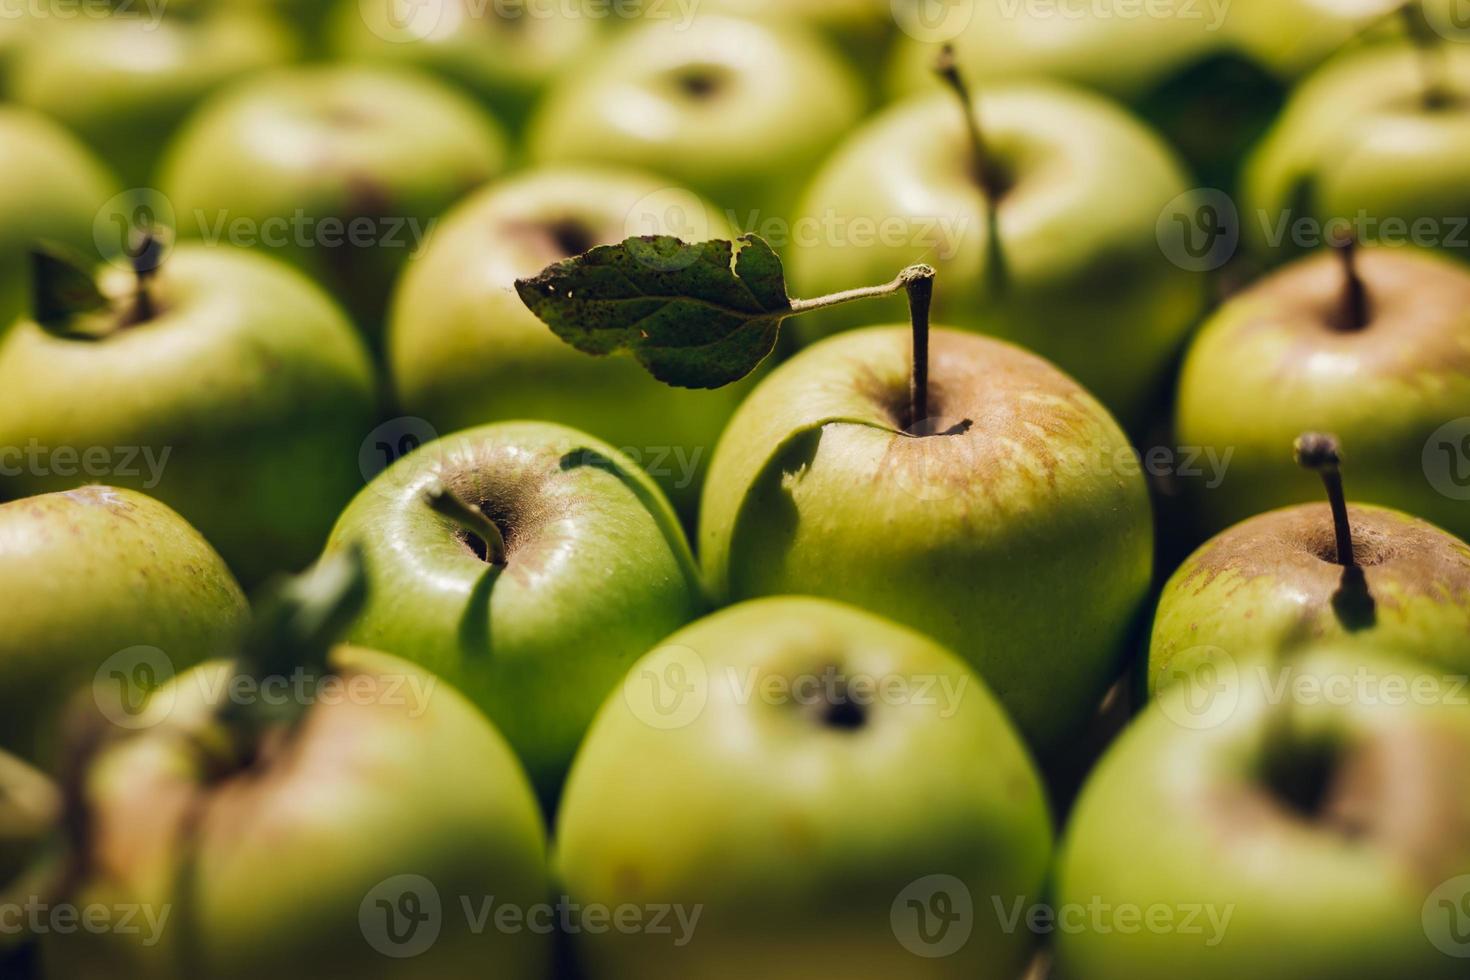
top-left (788, 264), bottom-right (938, 315)
top-left (1329, 231), bottom-right (1369, 331)
top-left (1402, 2), bottom-right (1453, 109)
top-left (424, 479), bottom-right (507, 567)
top-left (906, 266), bottom-right (936, 427)
top-left (126, 227), bottom-right (162, 325)
top-left (1295, 433), bottom-right (1356, 567)
top-left (934, 44), bottom-right (1003, 205)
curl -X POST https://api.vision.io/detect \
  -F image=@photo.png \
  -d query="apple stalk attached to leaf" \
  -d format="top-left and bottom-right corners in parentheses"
top-left (516, 232), bottom-right (1154, 754)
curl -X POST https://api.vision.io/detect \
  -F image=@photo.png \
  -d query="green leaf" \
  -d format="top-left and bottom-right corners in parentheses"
top-left (29, 245), bottom-right (109, 338)
top-left (514, 234), bottom-right (793, 389)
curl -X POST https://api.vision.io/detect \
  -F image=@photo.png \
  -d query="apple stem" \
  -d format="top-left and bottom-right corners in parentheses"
top-left (906, 267), bottom-right (936, 427)
top-left (1294, 433), bottom-right (1356, 568)
top-left (423, 479), bottom-right (508, 567)
top-left (1402, 2), bottom-right (1454, 109)
top-left (788, 264), bottom-right (938, 315)
top-left (934, 44), bottom-right (1003, 206)
top-left (208, 547), bottom-right (369, 771)
top-left (127, 227), bottom-right (163, 324)
top-left (1329, 231), bottom-right (1369, 331)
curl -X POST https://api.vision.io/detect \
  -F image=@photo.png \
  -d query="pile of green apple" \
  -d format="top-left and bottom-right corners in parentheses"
top-left (3, 3), bottom-right (1470, 979)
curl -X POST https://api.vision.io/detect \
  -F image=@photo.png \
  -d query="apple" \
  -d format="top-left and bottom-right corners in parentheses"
top-left (158, 65), bottom-right (507, 339)
top-left (1054, 646), bottom-right (1470, 979)
top-left (1243, 39), bottom-right (1470, 265)
top-left (789, 71), bottom-right (1206, 431)
top-left (0, 749), bottom-right (58, 893)
top-left (703, 0), bottom-right (893, 72)
top-left (1151, 432), bottom-right (1470, 700)
top-left (8, 8), bottom-right (298, 187)
top-left (35, 552), bottom-right (551, 979)
top-left (526, 13), bottom-right (864, 222)
top-left (1175, 242), bottom-right (1470, 544)
top-left (325, 0), bottom-right (602, 132)
top-left (325, 420), bottom-right (706, 802)
top-left (0, 106), bottom-right (117, 331)
top-left (0, 242), bottom-right (377, 585)
top-left (556, 595), bottom-right (1053, 980)
top-left (0, 486), bottom-right (247, 766)
top-left (699, 325), bottom-right (1154, 754)
top-left (387, 164), bottom-right (751, 518)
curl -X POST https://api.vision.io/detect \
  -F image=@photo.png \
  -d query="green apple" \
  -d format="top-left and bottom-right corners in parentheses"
top-left (326, 0), bottom-right (602, 132)
top-left (699, 325), bottom-right (1154, 754)
top-left (326, 420), bottom-right (706, 801)
top-left (527, 13), bottom-right (863, 221)
top-left (1151, 489), bottom-right (1470, 700)
top-left (0, 107), bottom-right (117, 330)
top-left (0, 749), bottom-right (58, 892)
top-left (9, 8), bottom-right (298, 187)
top-left (0, 244), bottom-right (377, 585)
top-left (0, 487), bottom-right (247, 767)
top-left (789, 79), bottom-right (1206, 430)
top-left (1054, 646), bottom-right (1470, 979)
top-left (703, 0), bottom-right (893, 71)
top-left (1243, 41), bottom-right (1470, 264)
top-left (556, 595), bottom-right (1053, 980)
top-left (158, 65), bottom-right (507, 338)
top-left (36, 554), bottom-right (550, 979)
top-left (387, 164), bottom-right (750, 517)
top-left (1175, 244), bottom-right (1470, 543)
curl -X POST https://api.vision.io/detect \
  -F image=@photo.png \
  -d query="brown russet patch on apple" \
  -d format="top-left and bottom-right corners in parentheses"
top-left (1179, 504), bottom-right (1470, 610)
top-left (1228, 249), bottom-right (1470, 383)
top-left (861, 332), bottom-right (1111, 497)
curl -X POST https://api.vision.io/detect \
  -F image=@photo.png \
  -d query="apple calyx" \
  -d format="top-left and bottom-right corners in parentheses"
top-left (516, 233), bottom-right (939, 395)
top-left (1329, 230), bottom-right (1370, 331)
top-left (1294, 432), bottom-right (1356, 568)
top-left (1401, 1), bottom-right (1456, 110)
top-left (28, 226), bottom-right (168, 340)
top-left (210, 546), bottom-right (370, 772)
top-left (423, 479), bottom-right (509, 567)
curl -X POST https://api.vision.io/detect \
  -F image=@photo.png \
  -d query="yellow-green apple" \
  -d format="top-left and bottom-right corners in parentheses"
top-left (526, 14), bottom-right (863, 221)
top-left (33, 551), bottom-right (551, 979)
top-left (158, 65), bottom-right (506, 338)
top-left (700, 325), bottom-right (1154, 753)
top-left (326, 0), bottom-right (602, 132)
top-left (0, 487), bottom-right (246, 766)
top-left (0, 107), bottom-right (116, 330)
top-left (325, 421), bottom-right (706, 802)
top-left (1175, 242), bottom-right (1470, 542)
top-left (1151, 433), bottom-right (1470, 700)
top-left (1054, 646), bottom-right (1470, 979)
top-left (9, 8), bottom-right (297, 187)
top-left (556, 595), bottom-right (1053, 980)
top-left (0, 243), bottom-right (377, 584)
top-left (790, 70), bottom-right (1206, 429)
top-left (387, 165), bottom-right (749, 517)
top-left (1244, 40), bottom-right (1470, 264)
